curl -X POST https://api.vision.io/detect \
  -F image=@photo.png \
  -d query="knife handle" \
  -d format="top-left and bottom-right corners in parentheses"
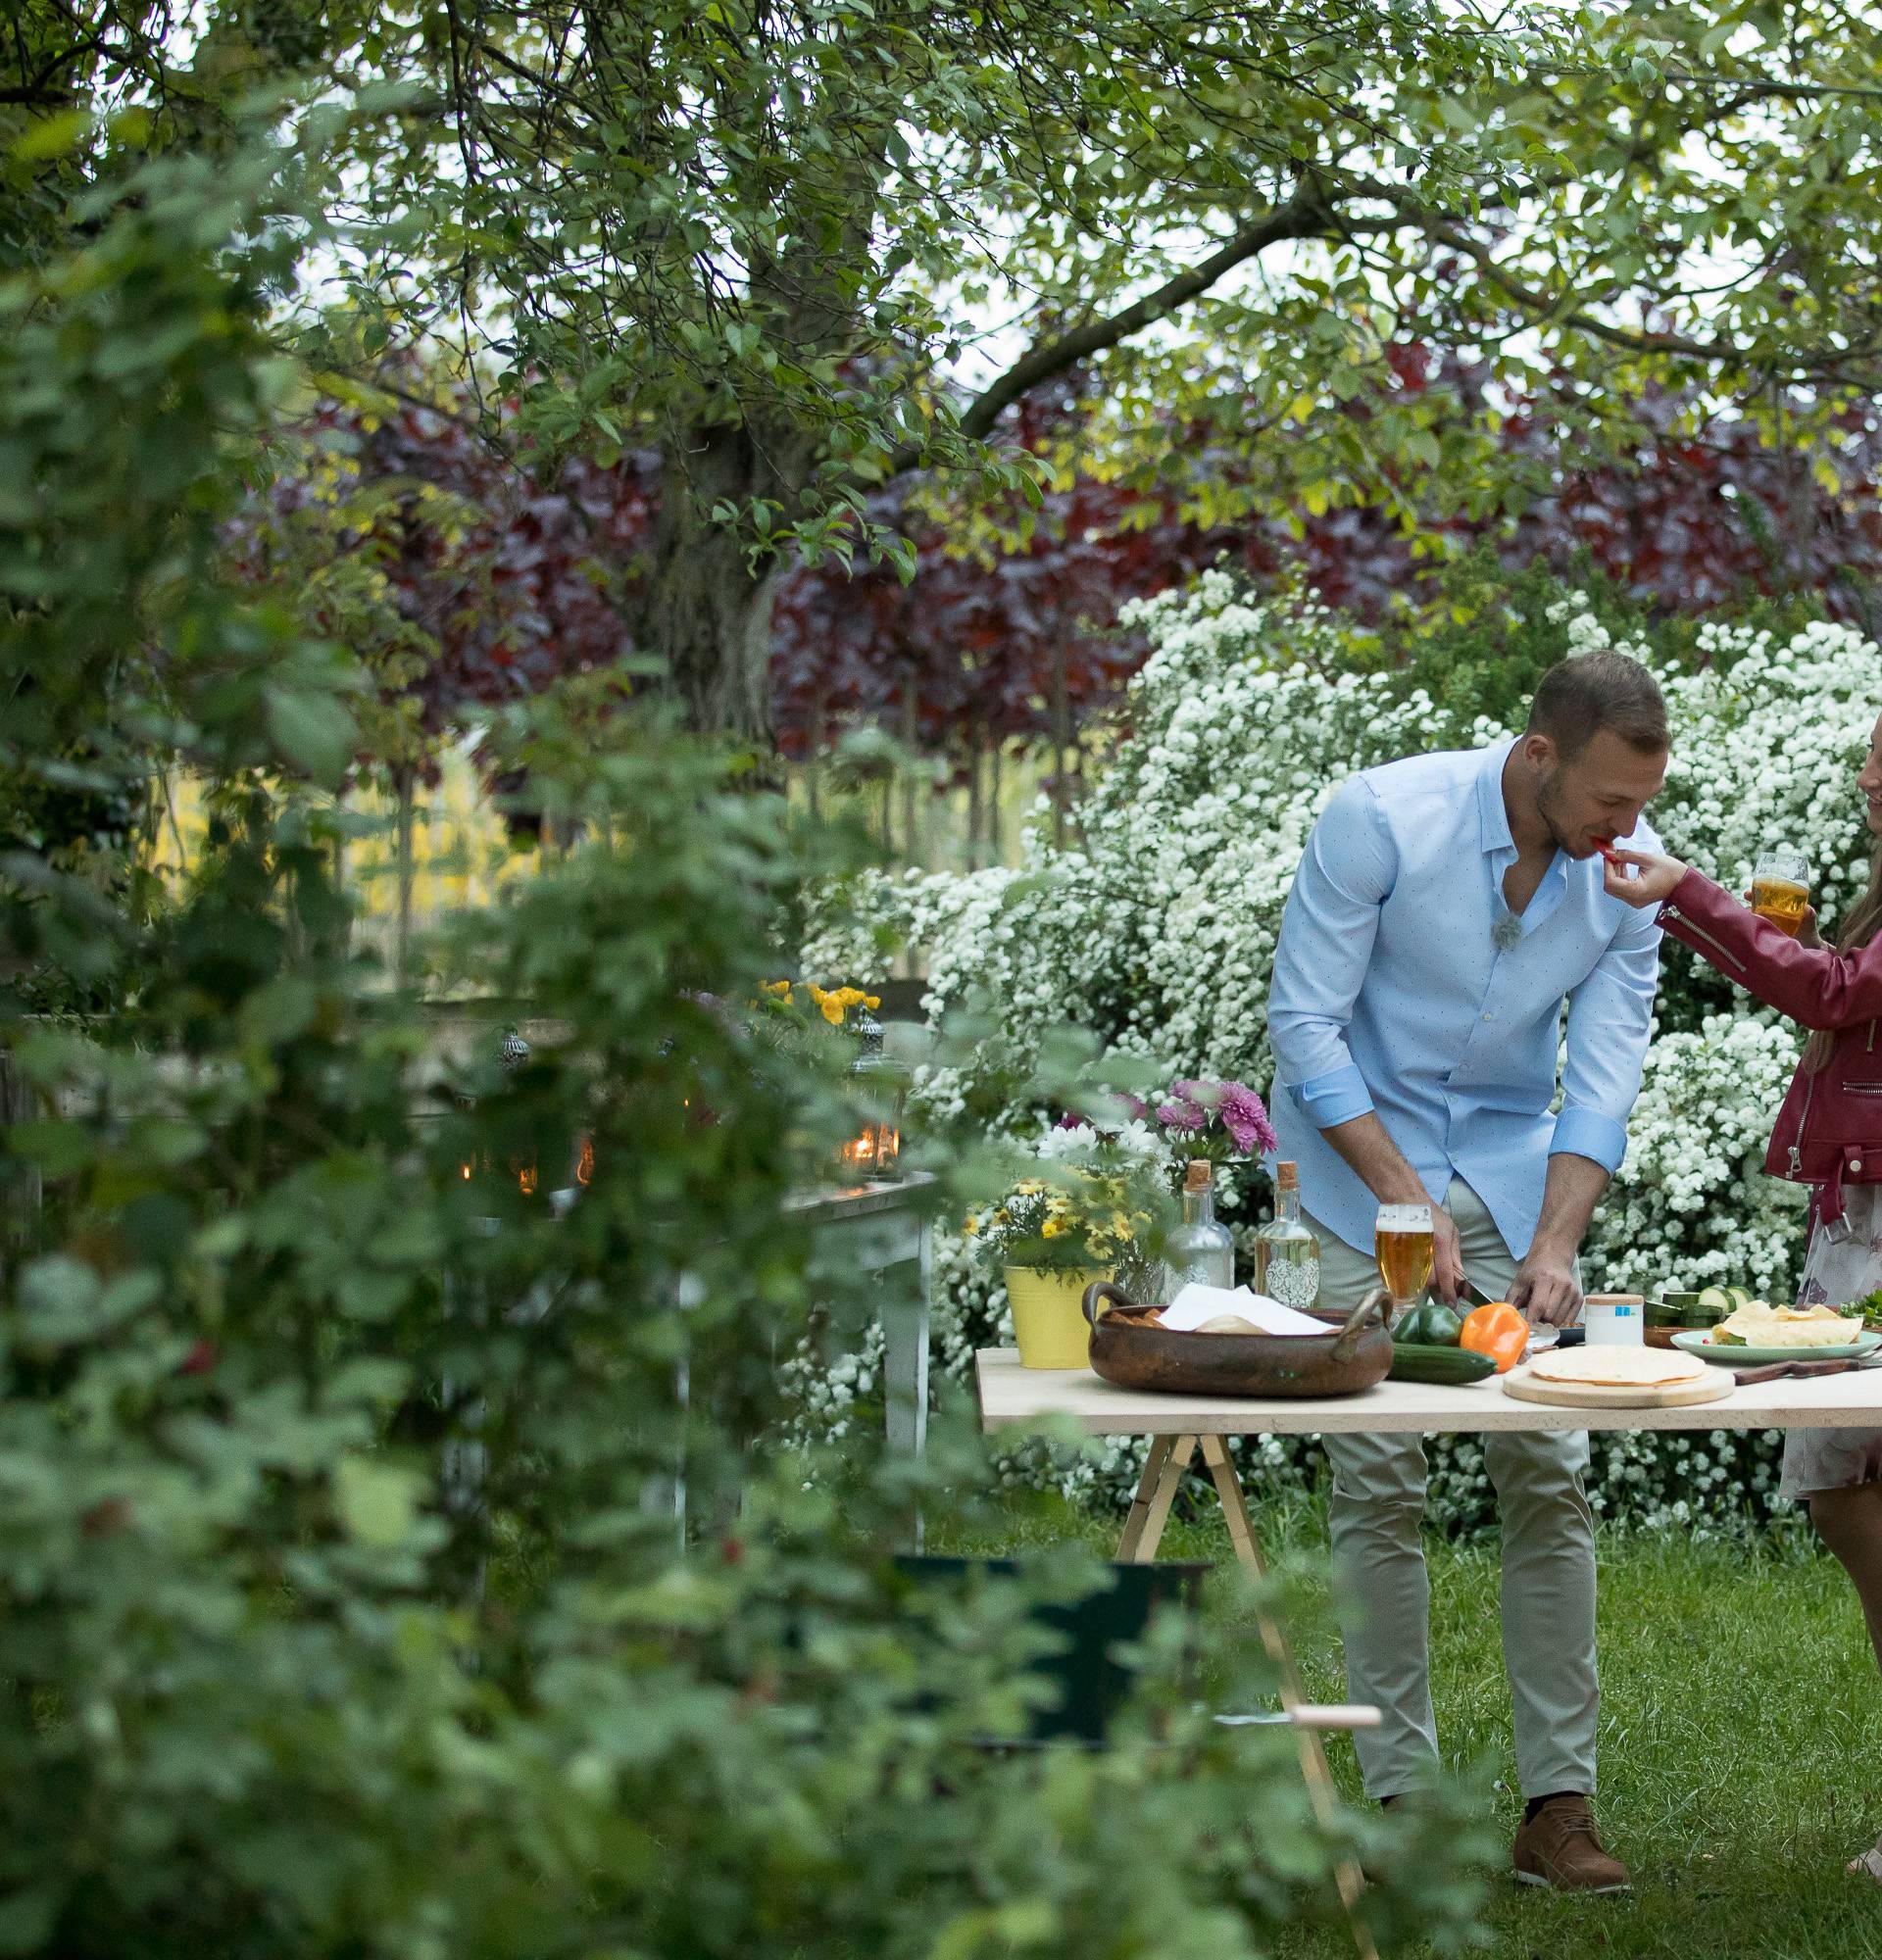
top-left (1732, 1358), bottom-right (1854, 1385)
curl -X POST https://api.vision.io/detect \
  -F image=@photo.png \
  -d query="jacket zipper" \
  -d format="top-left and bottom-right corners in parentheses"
top-left (1791, 1067), bottom-right (1816, 1176)
top-left (1659, 906), bottom-right (1747, 975)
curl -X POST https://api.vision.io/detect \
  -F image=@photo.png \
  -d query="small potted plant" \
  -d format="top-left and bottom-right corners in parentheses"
top-left (968, 1132), bottom-right (1167, 1368)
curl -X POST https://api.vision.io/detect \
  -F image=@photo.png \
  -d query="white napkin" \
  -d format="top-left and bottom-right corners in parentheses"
top-left (1162, 1282), bottom-right (1328, 1337)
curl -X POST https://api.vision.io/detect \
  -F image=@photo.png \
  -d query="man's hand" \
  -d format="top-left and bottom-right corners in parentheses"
top-left (1508, 1246), bottom-right (1583, 1326)
top-left (1430, 1205), bottom-right (1463, 1304)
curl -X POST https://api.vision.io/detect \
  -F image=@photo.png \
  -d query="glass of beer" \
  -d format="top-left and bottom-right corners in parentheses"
top-left (1374, 1201), bottom-right (1435, 1321)
top-left (1751, 845), bottom-right (1811, 938)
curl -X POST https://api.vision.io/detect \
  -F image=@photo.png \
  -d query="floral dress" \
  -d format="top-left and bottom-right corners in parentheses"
top-left (1786, 1183), bottom-right (1882, 1500)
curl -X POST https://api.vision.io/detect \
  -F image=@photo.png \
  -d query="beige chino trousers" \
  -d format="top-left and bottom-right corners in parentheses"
top-left (1306, 1177), bottom-right (1599, 1802)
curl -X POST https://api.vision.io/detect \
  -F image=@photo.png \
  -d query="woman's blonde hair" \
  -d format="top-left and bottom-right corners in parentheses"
top-left (1804, 838), bottom-right (1882, 1072)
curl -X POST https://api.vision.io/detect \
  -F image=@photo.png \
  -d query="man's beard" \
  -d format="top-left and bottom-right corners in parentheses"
top-left (1533, 768), bottom-right (1588, 858)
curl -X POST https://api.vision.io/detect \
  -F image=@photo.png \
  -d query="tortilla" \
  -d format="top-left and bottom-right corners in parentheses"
top-left (1527, 1346), bottom-right (1710, 1388)
top-left (1712, 1301), bottom-right (1862, 1348)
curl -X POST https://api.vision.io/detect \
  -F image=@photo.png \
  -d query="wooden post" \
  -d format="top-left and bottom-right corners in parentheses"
top-left (987, 739), bottom-right (1003, 864)
top-left (806, 691), bottom-right (826, 821)
top-left (394, 764), bottom-right (416, 993)
top-left (1051, 635), bottom-right (1070, 851)
top-left (900, 677), bottom-right (918, 870)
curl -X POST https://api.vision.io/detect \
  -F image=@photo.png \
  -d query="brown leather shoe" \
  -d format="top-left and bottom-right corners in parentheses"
top-left (1511, 1794), bottom-right (1630, 1893)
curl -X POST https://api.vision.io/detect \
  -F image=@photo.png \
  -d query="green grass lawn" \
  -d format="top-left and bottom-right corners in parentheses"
top-left (935, 1488), bottom-right (1882, 1958)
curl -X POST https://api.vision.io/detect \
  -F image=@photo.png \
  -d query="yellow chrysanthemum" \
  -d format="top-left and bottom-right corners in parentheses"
top-left (865, 994), bottom-right (881, 1010)
top-left (1042, 1218), bottom-right (1067, 1238)
top-left (963, 1213), bottom-right (979, 1236)
top-left (762, 980), bottom-right (793, 998)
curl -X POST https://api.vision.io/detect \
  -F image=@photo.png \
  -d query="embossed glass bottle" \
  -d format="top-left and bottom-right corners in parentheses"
top-left (1254, 1160), bottom-right (1320, 1311)
top-left (1165, 1158), bottom-right (1235, 1292)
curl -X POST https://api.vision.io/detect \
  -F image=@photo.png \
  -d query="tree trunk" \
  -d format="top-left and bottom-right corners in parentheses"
top-left (643, 426), bottom-right (785, 750)
top-left (965, 740), bottom-right (982, 869)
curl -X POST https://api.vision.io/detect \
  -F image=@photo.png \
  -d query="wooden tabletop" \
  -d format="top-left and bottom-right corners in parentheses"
top-left (974, 1348), bottom-right (1882, 1437)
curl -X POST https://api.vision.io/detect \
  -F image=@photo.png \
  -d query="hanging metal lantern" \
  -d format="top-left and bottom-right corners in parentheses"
top-left (839, 1008), bottom-right (906, 1181)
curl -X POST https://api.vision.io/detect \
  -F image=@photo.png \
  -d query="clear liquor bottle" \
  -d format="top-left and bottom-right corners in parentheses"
top-left (1165, 1158), bottom-right (1235, 1292)
top-left (1254, 1160), bottom-right (1320, 1311)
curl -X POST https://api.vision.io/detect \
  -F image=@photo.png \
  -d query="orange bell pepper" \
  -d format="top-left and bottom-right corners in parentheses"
top-left (1459, 1300), bottom-right (1529, 1374)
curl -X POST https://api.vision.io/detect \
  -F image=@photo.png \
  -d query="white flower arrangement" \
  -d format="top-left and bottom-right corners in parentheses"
top-left (793, 576), bottom-right (1881, 1530)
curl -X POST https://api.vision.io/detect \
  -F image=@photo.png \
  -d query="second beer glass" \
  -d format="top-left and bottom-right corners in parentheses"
top-left (1751, 845), bottom-right (1811, 937)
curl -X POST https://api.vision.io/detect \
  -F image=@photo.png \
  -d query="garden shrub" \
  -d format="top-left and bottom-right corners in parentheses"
top-left (0, 120), bottom-right (1491, 1959)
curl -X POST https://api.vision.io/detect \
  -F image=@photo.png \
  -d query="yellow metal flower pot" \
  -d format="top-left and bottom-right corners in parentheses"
top-left (1006, 1264), bottom-right (1113, 1369)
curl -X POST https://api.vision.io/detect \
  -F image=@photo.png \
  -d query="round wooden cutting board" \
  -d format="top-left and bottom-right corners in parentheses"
top-left (1500, 1363), bottom-right (1736, 1409)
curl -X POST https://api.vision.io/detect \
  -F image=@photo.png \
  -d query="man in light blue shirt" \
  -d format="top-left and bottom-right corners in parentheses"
top-left (1266, 651), bottom-right (1666, 1893)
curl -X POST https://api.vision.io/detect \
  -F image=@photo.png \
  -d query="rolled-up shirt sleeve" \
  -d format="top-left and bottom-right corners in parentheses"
top-left (1268, 775), bottom-right (1398, 1129)
top-left (1552, 901), bottom-right (1661, 1170)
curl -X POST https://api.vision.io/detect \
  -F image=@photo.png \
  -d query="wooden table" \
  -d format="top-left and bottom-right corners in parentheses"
top-left (977, 1348), bottom-right (1882, 1561)
top-left (975, 1348), bottom-right (1882, 1960)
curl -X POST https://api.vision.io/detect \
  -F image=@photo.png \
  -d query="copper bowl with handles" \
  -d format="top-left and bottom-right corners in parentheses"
top-left (1079, 1281), bottom-right (1394, 1398)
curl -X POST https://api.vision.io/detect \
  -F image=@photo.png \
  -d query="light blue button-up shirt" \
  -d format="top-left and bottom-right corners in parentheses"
top-left (1266, 737), bottom-right (1661, 1257)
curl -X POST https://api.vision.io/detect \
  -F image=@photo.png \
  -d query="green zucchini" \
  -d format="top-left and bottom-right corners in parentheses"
top-left (1388, 1344), bottom-right (1498, 1386)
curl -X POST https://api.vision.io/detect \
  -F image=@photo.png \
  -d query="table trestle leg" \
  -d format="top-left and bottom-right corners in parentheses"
top-left (1118, 1433), bottom-right (1196, 1563)
top-left (1198, 1434), bottom-right (1378, 1960)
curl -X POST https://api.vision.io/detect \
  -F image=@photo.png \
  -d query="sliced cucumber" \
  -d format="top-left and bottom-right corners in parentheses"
top-left (1726, 1286), bottom-right (1755, 1311)
top-left (1695, 1286), bottom-right (1732, 1311)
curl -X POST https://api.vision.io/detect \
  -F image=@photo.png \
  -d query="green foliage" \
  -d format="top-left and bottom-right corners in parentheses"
top-left (0, 116), bottom-right (1491, 1960)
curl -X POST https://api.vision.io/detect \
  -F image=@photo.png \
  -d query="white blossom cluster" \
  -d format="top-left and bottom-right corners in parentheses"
top-left (791, 576), bottom-right (1882, 1531)
top-left (1582, 1011), bottom-right (1810, 1298)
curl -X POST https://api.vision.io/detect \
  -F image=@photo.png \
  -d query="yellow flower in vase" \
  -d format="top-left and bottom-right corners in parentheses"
top-left (1041, 1218), bottom-right (1067, 1239)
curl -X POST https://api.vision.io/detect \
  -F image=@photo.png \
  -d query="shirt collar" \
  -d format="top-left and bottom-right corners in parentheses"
top-left (1476, 738), bottom-right (1518, 860)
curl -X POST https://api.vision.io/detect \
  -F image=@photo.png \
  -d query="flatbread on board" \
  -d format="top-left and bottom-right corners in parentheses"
top-left (1527, 1346), bottom-right (1710, 1388)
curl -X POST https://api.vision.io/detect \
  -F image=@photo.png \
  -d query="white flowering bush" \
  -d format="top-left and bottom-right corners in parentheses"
top-left (796, 574), bottom-right (1882, 1533)
top-left (1583, 1012), bottom-right (1810, 1298)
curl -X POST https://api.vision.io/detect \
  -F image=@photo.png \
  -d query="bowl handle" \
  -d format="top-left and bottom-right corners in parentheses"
top-left (1331, 1285), bottom-right (1392, 1360)
top-left (1083, 1279), bottom-right (1134, 1329)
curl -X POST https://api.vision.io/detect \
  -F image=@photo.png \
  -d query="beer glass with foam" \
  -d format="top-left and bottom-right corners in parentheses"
top-left (1374, 1201), bottom-right (1434, 1324)
top-left (1751, 845), bottom-right (1811, 938)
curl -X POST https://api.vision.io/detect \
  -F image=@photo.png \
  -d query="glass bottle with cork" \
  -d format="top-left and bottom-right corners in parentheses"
top-left (1165, 1157), bottom-right (1235, 1293)
top-left (1254, 1160), bottom-right (1320, 1311)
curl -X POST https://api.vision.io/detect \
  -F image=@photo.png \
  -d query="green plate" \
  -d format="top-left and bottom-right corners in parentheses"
top-left (1669, 1328), bottom-right (1882, 1367)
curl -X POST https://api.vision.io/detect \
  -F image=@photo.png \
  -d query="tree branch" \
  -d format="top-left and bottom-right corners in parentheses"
top-left (886, 177), bottom-right (1338, 476)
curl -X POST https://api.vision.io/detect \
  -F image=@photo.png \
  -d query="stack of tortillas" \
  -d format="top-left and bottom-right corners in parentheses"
top-left (1503, 1344), bottom-right (1731, 1409)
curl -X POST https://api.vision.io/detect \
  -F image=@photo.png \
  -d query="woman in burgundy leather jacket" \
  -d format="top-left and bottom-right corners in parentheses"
top-left (1606, 716), bottom-right (1882, 1879)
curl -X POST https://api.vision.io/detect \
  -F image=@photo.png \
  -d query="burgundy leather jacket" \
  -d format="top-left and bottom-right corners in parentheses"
top-left (1659, 867), bottom-right (1882, 1226)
